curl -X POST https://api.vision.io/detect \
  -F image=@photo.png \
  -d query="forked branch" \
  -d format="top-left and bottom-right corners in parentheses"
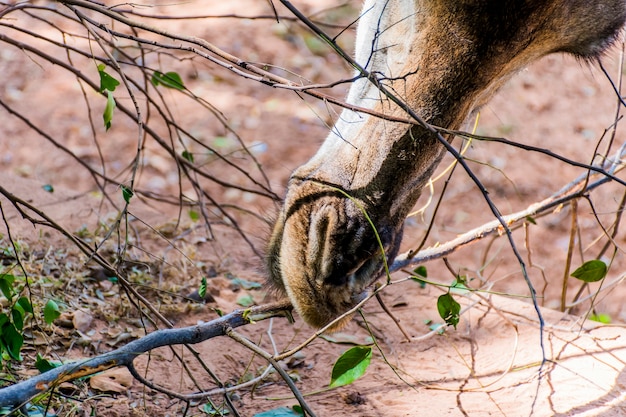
top-left (0, 301), bottom-right (292, 409)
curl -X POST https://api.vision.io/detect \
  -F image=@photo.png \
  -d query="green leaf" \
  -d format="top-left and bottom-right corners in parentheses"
top-left (253, 407), bottom-right (303, 417)
top-left (189, 210), bottom-right (200, 222)
top-left (35, 353), bottom-right (59, 373)
top-left (43, 300), bottom-right (61, 324)
top-left (0, 274), bottom-right (15, 301)
top-left (212, 136), bottom-right (230, 148)
top-left (11, 306), bottom-right (23, 332)
top-left (182, 149), bottom-right (194, 163)
top-left (413, 265), bottom-right (427, 278)
top-left (199, 401), bottom-right (230, 416)
top-left (571, 260), bottom-right (608, 283)
top-left (437, 293), bottom-right (461, 329)
top-left (42, 184), bottom-right (54, 193)
top-left (589, 313), bottom-right (612, 324)
top-left (97, 64), bottom-right (120, 92)
top-left (429, 323), bottom-right (445, 334)
top-left (121, 185), bottom-right (134, 204)
top-left (199, 277), bottom-right (207, 299)
top-left (17, 296), bottom-right (33, 314)
top-left (450, 276), bottom-right (470, 294)
top-left (303, 34), bottom-right (327, 55)
top-left (411, 266), bottom-right (428, 288)
top-left (103, 90), bottom-right (116, 130)
top-left (525, 215), bottom-right (537, 225)
top-left (1, 321), bottom-right (23, 360)
top-left (453, 275), bottom-right (467, 287)
top-left (151, 71), bottom-right (185, 90)
top-left (236, 294), bottom-right (254, 307)
top-left (329, 346), bottom-right (372, 388)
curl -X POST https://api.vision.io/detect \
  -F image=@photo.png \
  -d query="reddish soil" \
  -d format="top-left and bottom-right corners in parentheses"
top-left (1, 1), bottom-right (626, 416)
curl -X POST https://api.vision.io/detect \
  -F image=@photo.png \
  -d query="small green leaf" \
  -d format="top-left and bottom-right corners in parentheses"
top-left (17, 296), bottom-right (33, 314)
top-left (451, 276), bottom-right (470, 294)
top-left (182, 149), bottom-right (194, 163)
top-left (1, 321), bottom-right (23, 360)
top-left (437, 293), bottom-right (461, 329)
top-left (236, 294), bottom-right (254, 307)
top-left (97, 64), bottom-right (120, 92)
top-left (121, 185), bottom-right (134, 204)
top-left (589, 313), bottom-right (612, 324)
top-left (303, 34), bottom-right (327, 55)
top-left (212, 136), bottom-right (230, 148)
top-left (42, 184), bottom-right (54, 193)
top-left (151, 71), bottom-right (185, 90)
top-left (103, 90), bottom-right (116, 130)
top-left (329, 346), bottom-right (372, 388)
top-left (453, 275), bottom-right (467, 287)
top-left (189, 210), bottom-right (199, 222)
top-left (0, 274), bottom-right (15, 301)
top-left (35, 353), bottom-right (59, 373)
top-left (413, 266), bottom-right (427, 278)
top-left (525, 215), bottom-right (537, 225)
top-left (429, 323), bottom-right (445, 334)
top-left (571, 260), bottom-right (608, 283)
top-left (43, 300), bottom-right (61, 324)
top-left (411, 266), bottom-right (428, 288)
top-left (199, 277), bottom-right (207, 299)
top-left (199, 401), bottom-right (230, 416)
top-left (11, 306), bottom-right (23, 331)
top-left (253, 407), bottom-right (303, 417)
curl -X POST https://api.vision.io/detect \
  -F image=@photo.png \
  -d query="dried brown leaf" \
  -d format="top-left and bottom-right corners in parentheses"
top-left (90, 367), bottom-right (133, 393)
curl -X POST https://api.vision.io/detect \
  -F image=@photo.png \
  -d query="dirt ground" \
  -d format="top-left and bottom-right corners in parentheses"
top-left (1, 1), bottom-right (626, 416)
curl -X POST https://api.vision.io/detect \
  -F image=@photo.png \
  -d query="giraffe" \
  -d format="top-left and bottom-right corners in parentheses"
top-left (267, 0), bottom-right (626, 329)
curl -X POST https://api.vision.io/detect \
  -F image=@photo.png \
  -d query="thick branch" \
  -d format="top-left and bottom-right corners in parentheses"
top-left (0, 301), bottom-right (292, 408)
top-left (391, 153), bottom-right (626, 271)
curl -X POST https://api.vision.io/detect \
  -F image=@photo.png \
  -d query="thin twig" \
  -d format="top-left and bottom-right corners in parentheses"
top-left (226, 328), bottom-right (317, 417)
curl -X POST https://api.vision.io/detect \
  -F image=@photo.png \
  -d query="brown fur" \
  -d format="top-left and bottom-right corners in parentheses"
top-left (268, 0), bottom-right (626, 330)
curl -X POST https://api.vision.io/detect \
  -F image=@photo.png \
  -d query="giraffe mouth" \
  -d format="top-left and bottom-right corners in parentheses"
top-left (344, 246), bottom-right (389, 292)
top-left (266, 189), bottom-right (404, 329)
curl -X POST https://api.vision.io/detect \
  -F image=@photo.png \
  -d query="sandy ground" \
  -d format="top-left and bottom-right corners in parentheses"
top-left (1, 1), bottom-right (626, 416)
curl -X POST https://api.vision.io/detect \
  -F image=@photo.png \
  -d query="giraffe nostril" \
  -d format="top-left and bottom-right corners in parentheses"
top-left (307, 204), bottom-right (338, 282)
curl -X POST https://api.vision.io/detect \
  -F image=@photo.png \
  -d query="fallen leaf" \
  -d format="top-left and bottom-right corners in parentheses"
top-left (90, 367), bottom-right (133, 393)
top-left (281, 351), bottom-right (307, 369)
top-left (72, 310), bottom-right (93, 333)
top-left (106, 331), bottom-right (135, 347)
top-left (321, 333), bottom-right (374, 346)
top-left (58, 382), bottom-right (79, 394)
top-left (55, 312), bottom-right (74, 329)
